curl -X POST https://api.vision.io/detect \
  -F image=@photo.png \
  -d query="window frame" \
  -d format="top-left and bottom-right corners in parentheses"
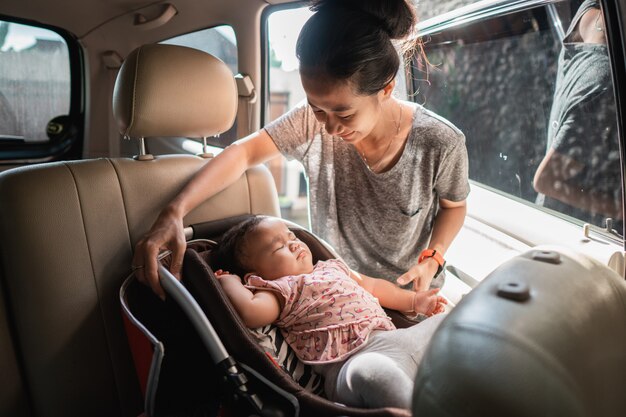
top-left (0, 14), bottom-right (84, 164)
top-left (260, 1), bottom-right (307, 129)
top-left (603, 0), bottom-right (626, 242)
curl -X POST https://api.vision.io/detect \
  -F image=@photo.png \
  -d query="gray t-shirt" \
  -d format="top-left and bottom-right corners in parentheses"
top-left (542, 0), bottom-right (620, 225)
top-left (264, 101), bottom-right (469, 280)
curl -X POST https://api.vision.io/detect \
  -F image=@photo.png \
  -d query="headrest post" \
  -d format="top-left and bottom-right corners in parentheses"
top-left (134, 137), bottom-right (155, 161)
top-left (197, 135), bottom-right (215, 159)
top-left (203, 136), bottom-right (209, 155)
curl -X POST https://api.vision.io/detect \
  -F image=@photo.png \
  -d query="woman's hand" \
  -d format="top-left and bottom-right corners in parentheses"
top-left (396, 257), bottom-right (439, 291)
top-left (132, 208), bottom-right (186, 299)
top-left (129, 131), bottom-right (281, 299)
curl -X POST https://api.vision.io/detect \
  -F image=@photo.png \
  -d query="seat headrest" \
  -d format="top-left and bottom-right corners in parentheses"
top-left (113, 44), bottom-right (237, 139)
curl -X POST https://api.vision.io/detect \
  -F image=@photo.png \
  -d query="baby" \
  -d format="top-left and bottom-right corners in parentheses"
top-left (213, 216), bottom-right (447, 410)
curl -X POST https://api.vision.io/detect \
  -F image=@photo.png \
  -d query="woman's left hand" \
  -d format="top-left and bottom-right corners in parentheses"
top-left (396, 258), bottom-right (439, 291)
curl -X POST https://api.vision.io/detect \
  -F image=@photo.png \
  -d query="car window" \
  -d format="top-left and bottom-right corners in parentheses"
top-left (161, 25), bottom-right (237, 74)
top-left (412, 0), bottom-right (483, 21)
top-left (414, 0), bottom-right (623, 238)
top-left (0, 20), bottom-right (73, 161)
top-left (264, 7), bottom-right (313, 228)
top-left (149, 25), bottom-right (238, 156)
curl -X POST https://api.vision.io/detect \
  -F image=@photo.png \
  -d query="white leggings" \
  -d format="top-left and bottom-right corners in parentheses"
top-left (314, 313), bottom-right (446, 410)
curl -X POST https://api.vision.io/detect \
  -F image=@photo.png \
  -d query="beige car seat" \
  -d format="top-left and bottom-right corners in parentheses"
top-left (0, 43), bottom-right (279, 417)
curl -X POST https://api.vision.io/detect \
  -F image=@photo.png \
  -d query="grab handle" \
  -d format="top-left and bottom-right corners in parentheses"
top-left (134, 3), bottom-right (177, 30)
top-left (158, 264), bottom-right (229, 363)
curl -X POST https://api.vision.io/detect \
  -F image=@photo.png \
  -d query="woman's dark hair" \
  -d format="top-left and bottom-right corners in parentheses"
top-left (212, 216), bottom-right (265, 277)
top-left (296, 0), bottom-right (421, 95)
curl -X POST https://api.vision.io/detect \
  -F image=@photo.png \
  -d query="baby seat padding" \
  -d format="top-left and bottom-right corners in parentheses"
top-left (181, 237), bottom-right (411, 417)
top-left (122, 272), bottom-right (219, 416)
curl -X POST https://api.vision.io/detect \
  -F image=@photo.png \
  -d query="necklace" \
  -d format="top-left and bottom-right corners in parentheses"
top-left (361, 104), bottom-right (403, 173)
top-left (595, 11), bottom-right (603, 32)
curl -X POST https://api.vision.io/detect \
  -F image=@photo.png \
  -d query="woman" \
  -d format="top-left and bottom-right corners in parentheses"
top-left (133, 0), bottom-right (470, 298)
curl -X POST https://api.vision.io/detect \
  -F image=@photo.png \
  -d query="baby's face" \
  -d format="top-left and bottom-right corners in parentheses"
top-left (245, 218), bottom-right (314, 280)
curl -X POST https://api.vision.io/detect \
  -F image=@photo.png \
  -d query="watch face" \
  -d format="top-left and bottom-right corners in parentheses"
top-left (433, 263), bottom-right (444, 278)
top-left (431, 268), bottom-right (446, 289)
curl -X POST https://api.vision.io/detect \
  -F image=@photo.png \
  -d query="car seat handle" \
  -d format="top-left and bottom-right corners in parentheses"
top-left (158, 264), bottom-right (229, 363)
top-left (134, 3), bottom-right (177, 30)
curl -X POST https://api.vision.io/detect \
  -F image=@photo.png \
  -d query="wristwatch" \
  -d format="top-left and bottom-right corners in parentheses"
top-left (418, 249), bottom-right (446, 278)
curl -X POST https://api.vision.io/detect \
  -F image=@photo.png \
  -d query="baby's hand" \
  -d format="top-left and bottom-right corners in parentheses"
top-left (214, 269), bottom-right (242, 284)
top-left (430, 296), bottom-right (448, 316)
top-left (411, 288), bottom-right (448, 316)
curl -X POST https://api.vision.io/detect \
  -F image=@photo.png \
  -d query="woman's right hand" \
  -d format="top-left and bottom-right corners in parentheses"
top-left (131, 130), bottom-right (280, 298)
top-left (132, 207), bottom-right (186, 299)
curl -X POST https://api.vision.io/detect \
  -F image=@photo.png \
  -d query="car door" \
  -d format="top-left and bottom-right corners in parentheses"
top-left (0, 18), bottom-right (83, 173)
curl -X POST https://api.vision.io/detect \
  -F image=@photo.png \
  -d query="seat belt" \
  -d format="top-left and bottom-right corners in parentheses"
top-left (235, 74), bottom-right (257, 139)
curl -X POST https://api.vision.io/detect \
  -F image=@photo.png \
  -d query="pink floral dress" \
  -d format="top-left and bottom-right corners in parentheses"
top-left (245, 259), bottom-right (395, 364)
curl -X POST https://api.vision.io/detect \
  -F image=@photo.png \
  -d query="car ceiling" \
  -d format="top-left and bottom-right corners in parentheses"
top-left (0, 0), bottom-right (301, 161)
top-left (0, 0), bottom-right (297, 40)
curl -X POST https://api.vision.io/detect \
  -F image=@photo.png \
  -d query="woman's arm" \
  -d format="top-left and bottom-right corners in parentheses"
top-left (397, 198), bottom-right (467, 291)
top-left (534, 148), bottom-right (621, 220)
top-left (349, 269), bottom-right (446, 315)
top-left (133, 130), bottom-right (281, 298)
top-left (215, 271), bottom-right (281, 328)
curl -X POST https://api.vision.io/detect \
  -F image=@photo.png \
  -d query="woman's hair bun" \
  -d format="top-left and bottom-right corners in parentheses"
top-left (309, 0), bottom-right (416, 39)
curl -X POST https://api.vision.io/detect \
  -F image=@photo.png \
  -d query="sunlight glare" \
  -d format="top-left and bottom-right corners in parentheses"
top-left (268, 8), bottom-right (313, 72)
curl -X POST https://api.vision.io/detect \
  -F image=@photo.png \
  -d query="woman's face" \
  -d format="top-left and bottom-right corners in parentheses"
top-left (244, 218), bottom-right (314, 280)
top-left (300, 73), bottom-right (390, 145)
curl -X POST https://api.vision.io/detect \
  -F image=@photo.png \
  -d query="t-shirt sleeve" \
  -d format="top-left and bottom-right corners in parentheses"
top-left (553, 83), bottom-right (612, 153)
top-left (263, 100), bottom-right (319, 162)
top-left (551, 48), bottom-right (612, 151)
top-left (435, 133), bottom-right (471, 202)
top-left (245, 275), bottom-right (289, 305)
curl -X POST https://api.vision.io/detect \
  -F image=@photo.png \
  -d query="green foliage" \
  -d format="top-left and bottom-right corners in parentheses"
top-left (269, 47), bottom-right (282, 68)
top-left (0, 22), bottom-right (8, 51)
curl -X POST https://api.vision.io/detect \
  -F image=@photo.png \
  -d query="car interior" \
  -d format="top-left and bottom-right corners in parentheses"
top-left (1, 0), bottom-right (626, 416)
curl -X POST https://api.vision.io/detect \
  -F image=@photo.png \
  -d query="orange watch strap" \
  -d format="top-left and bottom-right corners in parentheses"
top-left (418, 249), bottom-right (445, 267)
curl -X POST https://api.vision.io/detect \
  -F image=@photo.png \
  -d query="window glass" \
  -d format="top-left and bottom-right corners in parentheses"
top-left (413, 0), bottom-right (483, 21)
top-left (266, 7), bottom-right (313, 228)
top-left (415, 0), bottom-right (623, 236)
top-left (266, 6), bottom-right (409, 228)
top-left (0, 20), bottom-right (70, 143)
top-left (161, 25), bottom-right (237, 74)
top-left (157, 25), bottom-right (238, 152)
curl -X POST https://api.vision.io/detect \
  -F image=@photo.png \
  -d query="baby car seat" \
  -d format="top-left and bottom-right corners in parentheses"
top-left (121, 214), bottom-right (415, 417)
